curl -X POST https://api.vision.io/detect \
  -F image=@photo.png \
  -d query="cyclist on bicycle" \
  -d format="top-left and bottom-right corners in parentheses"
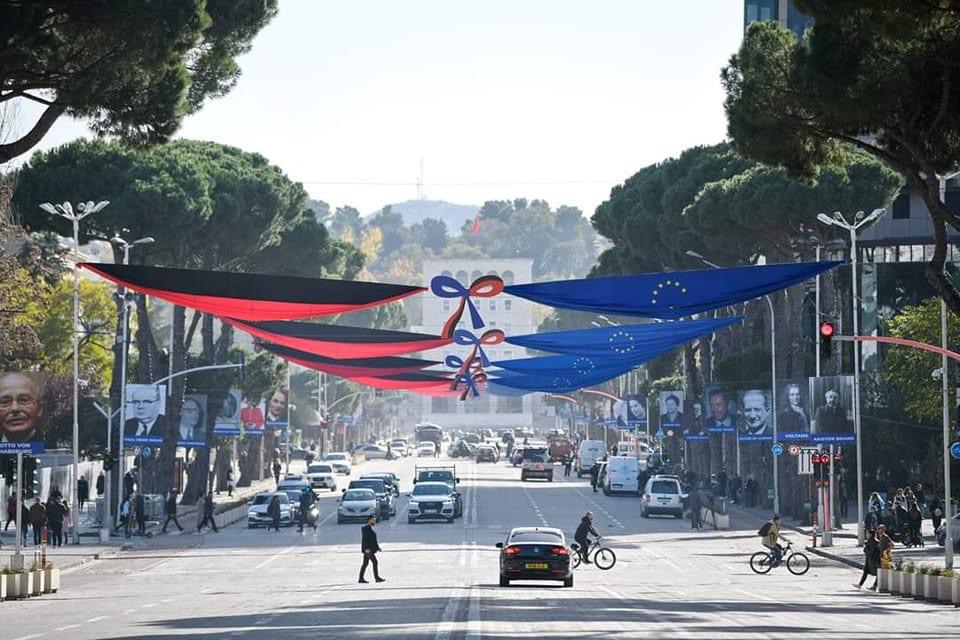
top-left (758, 514), bottom-right (788, 566)
top-left (574, 511), bottom-right (599, 564)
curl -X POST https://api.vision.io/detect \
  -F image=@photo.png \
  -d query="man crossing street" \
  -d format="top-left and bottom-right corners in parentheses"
top-left (359, 516), bottom-right (385, 584)
top-left (197, 491), bottom-right (219, 533)
top-left (162, 488), bottom-right (184, 533)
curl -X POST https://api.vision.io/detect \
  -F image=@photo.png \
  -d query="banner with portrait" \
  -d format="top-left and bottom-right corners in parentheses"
top-left (177, 394), bottom-right (209, 448)
top-left (809, 375), bottom-right (856, 444)
top-left (613, 393), bottom-right (647, 430)
top-left (777, 379), bottom-right (811, 441)
top-left (682, 396), bottom-right (707, 440)
top-left (123, 384), bottom-right (167, 446)
top-left (213, 388), bottom-right (242, 436)
top-left (240, 387), bottom-right (289, 437)
top-left (0, 372), bottom-right (46, 454)
top-left (703, 385), bottom-right (737, 434)
top-left (658, 390), bottom-right (684, 429)
top-left (737, 389), bottom-right (773, 442)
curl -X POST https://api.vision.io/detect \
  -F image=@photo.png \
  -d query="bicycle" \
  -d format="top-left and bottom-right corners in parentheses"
top-left (749, 541), bottom-right (810, 575)
top-left (570, 538), bottom-right (617, 570)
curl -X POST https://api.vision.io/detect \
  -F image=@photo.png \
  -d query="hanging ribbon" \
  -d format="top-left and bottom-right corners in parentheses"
top-left (431, 274), bottom-right (504, 338)
top-left (454, 370), bottom-right (489, 400)
top-left (452, 328), bottom-right (505, 368)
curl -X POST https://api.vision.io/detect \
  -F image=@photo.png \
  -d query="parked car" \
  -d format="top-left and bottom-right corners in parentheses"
top-left (337, 488), bottom-right (378, 524)
top-left (322, 452), bottom-right (352, 475)
top-left (641, 475), bottom-right (685, 518)
top-left (407, 481), bottom-right (457, 523)
top-left (305, 463), bottom-right (338, 491)
top-left (496, 527), bottom-right (572, 588)
top-left (355, 443), bottom-right (389, 459)
top-left (247, 492), bottom-right (293, 528)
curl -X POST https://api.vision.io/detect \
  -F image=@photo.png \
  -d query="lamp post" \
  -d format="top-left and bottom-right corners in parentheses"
top-left (110, 235), bottom-right (155, 507)
top-left (39, 200), bottom-right (110, 544)
top-left (687, 250), bottom-right (780, 514)
top-left (92, 402), bottom-right (119, 543)
top-left (817, 208), bottom-right (886, 547)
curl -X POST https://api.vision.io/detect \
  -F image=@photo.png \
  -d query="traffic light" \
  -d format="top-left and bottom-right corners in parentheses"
top-left (819, 321), bottom-right (835, 360)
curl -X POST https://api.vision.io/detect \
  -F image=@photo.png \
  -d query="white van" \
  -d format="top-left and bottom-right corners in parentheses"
top-left (641, 475), bottom-right (685, 519)
top-left (575, 440), bottom-right (605, 478)
top-left (603, 456), bottom-right (639, 495)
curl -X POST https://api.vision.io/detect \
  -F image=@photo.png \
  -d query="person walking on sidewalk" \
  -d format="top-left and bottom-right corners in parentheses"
top-left (119, 494), bottom-right (132, 537)
top-left (227, 468), bottom-right (235, 498)
top-left (5, 491), bottom-right (16, 531)
top-left (929, 494), bottom-right (944, 532)
top-left (162, 489), bottom-right (184, 533)
top-left (46, 495), bottom-right (64, 547)
top-left (359, 516), bottom-right (385, 583)
top-left (563, 455), bottom-right (572, 478)
top-left (272, 459), bottom-right (282, 486)
top-left (877, 524), bottom-right (895, 570)
top-left (590, 460), bottom-right (601, 493)
top-left (77, 475), bottom-right (89, 512)
top-left (197, 491), bottom-right (219, 533)
top-left (135, 491), bottom-right (146, 535)
top-left (267, 495), bottom-right (282, 532)
top-left (905, 501), bottom-right (923, 547)
top-left (688, 486), bottom-right (703, 530)
top-left (28, 497), bottom-right (46, 546)
top-left (96, 472), bottom-right (105, 498)
top-left (855, 528), bottom-right (881, 590)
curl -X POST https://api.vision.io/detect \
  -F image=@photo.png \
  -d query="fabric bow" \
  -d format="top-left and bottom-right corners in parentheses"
top-left (453, 370), bottom-right (489, 400)
top-left (431, 275), bottom-right (504, 337)
top-left (452, 328), bottom-right (505, 368)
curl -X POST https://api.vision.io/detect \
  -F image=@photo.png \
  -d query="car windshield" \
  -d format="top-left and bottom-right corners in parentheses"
top-left (419, 471), bottom-right (453, 482)
top-left (325, 454), bottom-right (348, 461)
top-left (390, 440), bottom-right (406, 446)
top-left (252, 494), bottom-right (288, 505)
top-left (343, 490), bottom-right (375, 501)
top-left (650, 480), bottom-right (679, 494)
top-left (523, 449), bottom-right (548, 461)
top-left (277, 483), bottom-right (308, 492)
top-left (350, 480), bottom-right (385, 493)
top-left (308, 465), bottom-right (333, 473)
top-left (363, 476), bottom-right (394, 486)
top-left (510, 531), bottom-right (563, 543)
top-left (413, 484), bottom-right (449, 496)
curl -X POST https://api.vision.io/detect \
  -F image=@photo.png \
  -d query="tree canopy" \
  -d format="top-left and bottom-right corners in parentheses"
top-left (722, 3), bottom-right (960, 312)
top-left (0, 1), bottom-right (277, 163)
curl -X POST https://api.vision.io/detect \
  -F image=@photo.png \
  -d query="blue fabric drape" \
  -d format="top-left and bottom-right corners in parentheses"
top-left (505, 316), bottom-right (741, 357)
top-left (490, 368), bottom-right (632, 393)
top-left (503, 261), bottom-right (840, 319)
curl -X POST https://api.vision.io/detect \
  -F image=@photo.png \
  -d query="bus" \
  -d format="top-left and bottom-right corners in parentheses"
top-left (415, 422), bottom-right (444, 447)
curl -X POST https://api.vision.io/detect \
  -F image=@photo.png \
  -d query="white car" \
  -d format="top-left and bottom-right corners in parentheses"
top-left (418, 442), bottom-right (437, 457)
top-left (936, 512), bottom-right (960, 548)
top-left (390, 439), bottom-right (410, 457)
top-left (323, 452), bottom-right (353, 475)
top-left (337, 488), bottom-right (379, 524)
top-left (305, 463), bottom-right (338, 491)
top-left (407, 481), bottom-right (457, 523)
top-left (247, 492), bottom-right (293, 528)
top-left (641, 476), bottom-right (685, 519)
top-left (355, 443), bottom-right (389, 459)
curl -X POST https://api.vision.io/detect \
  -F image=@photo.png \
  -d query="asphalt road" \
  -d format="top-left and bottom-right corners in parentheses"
top-left (4, 452), bottom-right (957, 639)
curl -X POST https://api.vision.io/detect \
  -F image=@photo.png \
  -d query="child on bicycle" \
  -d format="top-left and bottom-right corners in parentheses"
top-left (758, 515), bottom-right (788, 566)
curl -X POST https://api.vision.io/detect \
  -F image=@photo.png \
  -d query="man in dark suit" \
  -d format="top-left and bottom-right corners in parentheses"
top-left (124, 385), bottom-right (167, 438)
top-left (359, 516), bottom-right (385, 583)
top-left (813, 389), bottom-right (851, 434)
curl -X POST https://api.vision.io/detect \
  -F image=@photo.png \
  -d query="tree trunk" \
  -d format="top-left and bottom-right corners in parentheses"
top-left (155, 305), bottom-right (186, 495)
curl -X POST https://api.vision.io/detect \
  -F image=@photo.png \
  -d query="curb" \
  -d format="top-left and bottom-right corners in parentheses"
top-left (805, 545), bottom-right (863, 570)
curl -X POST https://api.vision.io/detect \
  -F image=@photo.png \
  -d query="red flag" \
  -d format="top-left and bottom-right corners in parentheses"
top-left (470, 214), bottom-right (481, 236)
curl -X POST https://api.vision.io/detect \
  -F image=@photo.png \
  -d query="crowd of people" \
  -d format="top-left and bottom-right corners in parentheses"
top-left (864, 483), bottom-right (943, 548)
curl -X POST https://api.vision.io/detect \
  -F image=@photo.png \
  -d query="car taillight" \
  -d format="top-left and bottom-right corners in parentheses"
top-left (552, 546), bottom-right (569, 556)
top-left (504, 545), bottom-right (522, 555)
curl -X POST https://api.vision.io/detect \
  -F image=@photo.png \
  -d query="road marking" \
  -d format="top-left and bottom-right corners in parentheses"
top-left (252, 545), bottom-right (295, 571)
top-left (466, 584), bottom-right (482, 640)
top-left (572, 487), bottom-right (625, 528)
top-left (10, 634), bottom-right (40, 640)
top-left (434, 587), bottom-right (464, 640)
top-left (86, 616), bottom-right (107, 623)
top-left (470, 540), bottom-right (480, 569)
top-left (521, 485), bottom-right (549, 527)
top-left (52, 625), bottom-right (79, 632)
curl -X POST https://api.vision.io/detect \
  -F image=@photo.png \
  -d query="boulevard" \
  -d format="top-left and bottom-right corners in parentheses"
top-left (3, 454), bottom-right (954, 640)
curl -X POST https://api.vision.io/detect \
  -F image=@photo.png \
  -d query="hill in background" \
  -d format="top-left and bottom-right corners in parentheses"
top-left (385, 199), bottom-right (478, 231)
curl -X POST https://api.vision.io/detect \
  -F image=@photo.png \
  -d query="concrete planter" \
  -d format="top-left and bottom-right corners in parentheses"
top-left (953, 578), bottom-right (960, 606)
top-left (43, 568), bottom-right (59, 594)
top-left (907, 572), bottom-right (921, 598)
top-left (890, 570), bottom-right (903, 595)
top-left (13, 572), bottom-right (33, 599)
top-left (922, 574), bottom-right (938, 600)
top-left (877, 568), bottom-right (892, 593)
top-left (5, 573), bottom-right (25, 599)
top-left (936, 576), bottom-right (954, 603)
top-left (29, 570), bottom-right (43, 596)
top-left (0, 574), bottom-right (6, 601)
top-left (701, 508), bottom-right (729, 530)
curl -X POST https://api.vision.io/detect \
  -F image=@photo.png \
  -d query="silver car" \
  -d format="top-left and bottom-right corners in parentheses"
top-left (247, 492), bottom-right (293, 528)
top-left (337, 488), bottom-right (378, 524)
top-left (407, 481), bottom-right (456, 523)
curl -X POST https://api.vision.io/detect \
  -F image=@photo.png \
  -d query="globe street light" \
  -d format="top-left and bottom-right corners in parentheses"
top-left (39, 200), bottom-right (109, 544)
top-left (817, 208), bottom-right (885, 547)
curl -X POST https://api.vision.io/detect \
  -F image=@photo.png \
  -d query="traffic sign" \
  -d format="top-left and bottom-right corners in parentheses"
top-left (666, 429), bottom-right (675, 438)
top-left (771, 443), bottom-right (784, 456)
top-left (951, 441), bottom-right (960, 460)
top-left (798, 447), bottom-right (817, 475)
top-left (141, 446), bottom-right (152, 459)
top-left (787, 444), bottom-right (801, 456)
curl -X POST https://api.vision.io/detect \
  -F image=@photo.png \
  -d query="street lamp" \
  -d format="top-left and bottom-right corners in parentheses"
top-left (687, 249), bottom-right (780, 515)
top-left (39, 200), bottom-right (109, 544)
top-left (817, 207), bottom-right (885, 547)
top-left (110, 235), bottom-right (154, 506)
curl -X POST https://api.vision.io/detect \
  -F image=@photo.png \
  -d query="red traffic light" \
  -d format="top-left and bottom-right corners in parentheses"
top-left (811, 453), bottom-right (822, 464)
top-left (819, 321), bottom-right (835, 338)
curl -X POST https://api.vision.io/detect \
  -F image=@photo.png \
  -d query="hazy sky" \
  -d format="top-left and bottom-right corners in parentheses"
top-left (11, 0), bottom-right (744, 218)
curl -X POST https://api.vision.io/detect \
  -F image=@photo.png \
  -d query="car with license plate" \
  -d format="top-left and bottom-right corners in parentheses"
top-left (417, 441), bottom-right (437, 457)
top-left (361, 472), bottom-right (400, 497)
top-left (414, 466), bottom-right (462, 518)
top-left (347, 478), bottom-right (395, 519)
top-left (322, 452), bottom-right (353, 475)
top-left (389, 439), bottom-right (410, 457)
top-left (337, 488), bottom-right (378, 524)
top-left (476, 444), bottom-right (498, 463)
top-left (520, 447), bottom-right (553, 482)
top-left (603, 456), bottom-right (640, 495)
top-left (407, 481), bottom-right (457, 523)
top-left (496, 527), bottom-right (573, 587)
top-left (247, 492), bottom-right (293, 528)
top-left (641, 475), bottom-right (685, 518)
top-left (305, 463), bottom-right (338, 491)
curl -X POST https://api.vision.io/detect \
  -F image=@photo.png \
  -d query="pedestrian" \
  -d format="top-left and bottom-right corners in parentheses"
top-left (590, 460), bottom-right (601, 493)
top-left (62, 502), bottom-right (73, 544)
top-left (563, 455), bottom-right (572, 478)
top-left (20, 501), bottom-right (29, 545)
top-left (197, 491), bottom-right (219, 533)
top-left (717, 468), bottom-right (728, 498)
top-left (28, 497), bottom-right (46, 546)
top-left (877, 524), bottom-right (895, 570)
top-left (96, 471), bottom-right (105, 497)
top-left (915, 483), bottom-right (926, 509)
top-left (77, 475), bottom-right (89, 512)
top-left (5, 491), bottom-right (16, 531)
top-left (119, 494), bottom-right (132, 537)
top-left (864, 504), bottom-right (880, 532)
top-left (135, 491), bottom-right (146, 535)
top-left (227, 468), bottom-right (235, 498)
top-left (124, 470), bottom-right (136, 496)
top-left (688, 486), bottom-right (703, 530)
top-left (272, 459), bottom-right (282, 485)
top-left (730, 474), bottom-right (742, 504)
top-left (906, 501), bottom-right (923, 547)
top-left (46, 496), bottom-right (64, 547)
top-left (358, 515), bottom-right (385, 583)
top-left (161, 489), bottom-right (184, 533)
top-left (854, 529), bottom-right (880, 590)
top-left (929, 494), bottom-right (944, 532)
top-left (838, 474), bottom-right (849, 518)
top-left (267, 495), bottom-right (282, 532)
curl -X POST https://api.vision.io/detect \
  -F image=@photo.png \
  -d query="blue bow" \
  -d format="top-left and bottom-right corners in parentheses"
top-left (431, 274), bottom-right (504, 335)
top-left (453, 329), bottom-right (505, 368)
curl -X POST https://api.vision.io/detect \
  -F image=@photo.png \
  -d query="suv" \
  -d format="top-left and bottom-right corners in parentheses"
top-left (407, 482), bottom-right (457, 523)
top-left (520, 447), bottom-right (553, 482)
top-left (347, 478), bottom-right (395, 519)
top-left (641, 475), bottom-right (685, 518)
top-left (361, 472), bottom-right (400, 497)
top-left (305, 463), bottom-right (338, 491)
top-left (414, 466), bottom-right (462, 518)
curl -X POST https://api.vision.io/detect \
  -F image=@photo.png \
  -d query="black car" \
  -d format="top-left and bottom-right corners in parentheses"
top-left (496, 527), bottom-right (573, 588)
top-left (476, 445), bottom-right (498, 463)
top-left (361, 472), bottom-right (400, 497)
top-left (347, 478), bottom-right (395, 519)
